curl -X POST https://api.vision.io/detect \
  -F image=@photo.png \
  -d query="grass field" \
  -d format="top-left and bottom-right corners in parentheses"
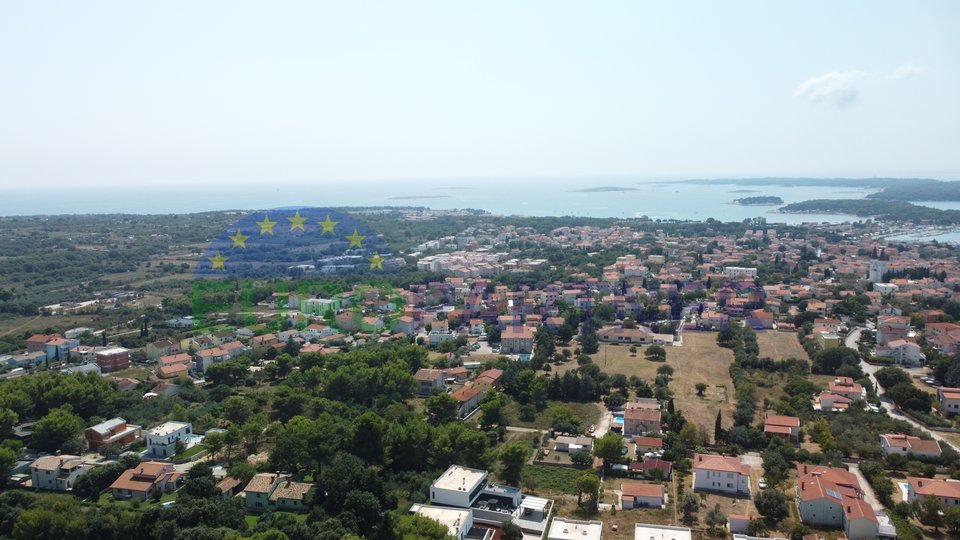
top-left (579, 333), bottom-right (735, 442)
top-left (521, 463), bottom-right (585, 496)
top-left (755, 331), bottom-right (808, 361)
top-left (504, 400), bottom-right (601, 431)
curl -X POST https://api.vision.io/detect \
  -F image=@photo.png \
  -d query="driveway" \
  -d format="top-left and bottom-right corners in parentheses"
top-left (850, 327), bottom-right (960, 454)
top-left (846, 462), bottom-right (884, 513)
top-left (593, 407), bottom-right (613, 438)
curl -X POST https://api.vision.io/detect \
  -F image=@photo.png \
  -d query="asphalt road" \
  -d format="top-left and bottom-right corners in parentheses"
top-left (847, 326), bottom-right (960, 454)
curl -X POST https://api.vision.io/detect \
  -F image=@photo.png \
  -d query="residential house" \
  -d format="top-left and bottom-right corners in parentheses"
top-left (26, 333), bottom-right (60, 353)
top-left (451, 385), bottom-right (484, 418)
top-left (727, 514), bottom-right (752, 535)
top-left (96, 347), bottom-right (130, 373)
top-left (194, 347), bottom-right (229, 373)
top-left (216, 476), bottom-right (244, 497)
top-left (620, 483), bottom-right (666, 509)
top-left (146, 339), bottom-right (181, 360)
top-left (874, 340), bottom-right (924, 366)
top-left (763, 414), bottom-right (801, 444)
top-left (634, 436), bottom-right (663, 454)
top-left (633, 524), bottom-right (692, 540)
top-left (414, 368), bottom-right (446, 396)
top-left (29, 455), bottom-right (84, 491)
top-left (796, 464), bottom-right (878, 540)
top-left (938, 387), bottom-right (960, 416)
top-left (501, 324), bottom-right (534, 354)
top-left (828, 377), bottom-right (864, 401)
top-left (145, 421), bottom-right (192, 458)
top-left (692, 454), bottom-right (750, 495)
top-left (623, 408), bottom-right (661, 436)
top-left (244, 473), bottom-right (313, 512)
top-left (110, 461), bottom-right (183, 500)
top-left (546, 518), bottom-right (602, 540)
top-left (879, 434), bottom-right (942, 459)
top-left (391, 316), bottom-right (416, 335)
top-left (446, 366), bottom-right (469, 383)
top-left (86, 418), bottom-right (141, 450)
top-left (816, 391), bottom-right (853, 412)
top-left (409, 504), bottom-right (483, 540)
top-left (45, 337), bottom-right (79, 361)
top-left (906, 476), bottom-right (960, 508)
top-left (250, 334), bottom-right (278, 350)
top-left (629, 459), bottom-right (672, 480)
top-left (554, 436), bottom-right (593, 453)
top-left (475, 369), bottom-right (503, 387)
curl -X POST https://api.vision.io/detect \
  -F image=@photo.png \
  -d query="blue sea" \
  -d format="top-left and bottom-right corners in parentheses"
top-left (0, 177), bottom-right (940, 225)
top-left (0, 178), bottom-right (960, 229)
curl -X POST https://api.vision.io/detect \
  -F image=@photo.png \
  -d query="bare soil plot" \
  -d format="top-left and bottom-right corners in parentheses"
top-left (756, 331), bottom-right (809, 361)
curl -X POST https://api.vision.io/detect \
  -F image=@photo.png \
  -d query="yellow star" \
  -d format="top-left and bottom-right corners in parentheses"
top-left (288, 210), bottom-right (307, 232)
top-left (228, 229), bottom-right (249, 249)
top-left (209, 251), bottom-right (228, 271)
top-left (256, 214), bottom-right (277, 235)
top-left (318, 215), bottom-right (339, 234)
top-left (368, 251), bottom-right (384, 270)
top-left (345, 228), bottom-right (366, 249)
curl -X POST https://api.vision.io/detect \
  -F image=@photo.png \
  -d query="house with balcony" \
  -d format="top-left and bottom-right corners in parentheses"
top-left (692, 454), bottom-right (750, 495)
top-left (145, 421), bottom-right (192, 458)
top-left (110, 461), bottom-right (183, 500)
top-left (796, 464), bottom-right (878, 540)
top-left (29, 455), bottom-right (84, 491)
top-left (86, 417), bottom-right (141, 451)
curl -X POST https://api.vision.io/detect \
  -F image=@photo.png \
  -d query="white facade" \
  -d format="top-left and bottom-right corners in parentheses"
top-left (868, 260), bottom-right (888, 283)
top-left (145, 421), bottom-right (192, 458)
top-left (723, 266), bottom-right (758, 279)
top-left (430, 465), bottom-right (489, 508)
top-left (29, 455), bottom-right (84, 491)
top-left (634, 523), bottom-right (692, 540)
top-left (411, 504), bottom-right (475, 540)
top-left (693, 469), bottom-right (750, 495)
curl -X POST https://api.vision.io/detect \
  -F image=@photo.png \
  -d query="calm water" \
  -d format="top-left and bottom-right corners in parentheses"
top-left (0, 178), bottom-right (927, 224)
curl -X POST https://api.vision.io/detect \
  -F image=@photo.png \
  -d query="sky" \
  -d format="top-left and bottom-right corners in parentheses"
top-left (1, 1), bottom-right (958, 190)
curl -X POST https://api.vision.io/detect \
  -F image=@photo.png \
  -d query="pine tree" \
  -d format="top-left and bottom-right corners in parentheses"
top-left (102, 331), bottom-right (107, 347)
top-left (667, 398), bottom-right (675, 414)
top-left (714, 409), bottom-right (723, 443)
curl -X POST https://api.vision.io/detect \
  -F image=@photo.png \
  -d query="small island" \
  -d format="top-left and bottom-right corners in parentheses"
top-left (569, 186), bottom-right (639, 193)
top-left (733, 196), bottom-right (783, 205)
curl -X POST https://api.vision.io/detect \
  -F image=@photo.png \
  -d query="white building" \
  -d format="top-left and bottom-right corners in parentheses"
top-left (634, 523), bottom-right (692, 540)
top-left (868, 259), bottom-right (888, 283)
top-left (692, 454), bottom-right (750, 495)
top-left (29, 455), bottom-right (84, 491)
top-left (145, 421), bottom-right (192, 458)
top-left (429, 465), bottom-right (489, 508)
top-left (410, 504), bottom-right (493, 540)
top-left (723, 266), bottom-right (758, 279)
top-left (874, 340), bottom-right (924, 366)
top-left (547, 518), bottom-right (603, 540)
top-left (879, 434), bottom-right (942, 458)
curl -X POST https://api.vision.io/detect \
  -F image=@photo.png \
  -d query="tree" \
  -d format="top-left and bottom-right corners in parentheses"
top-left (645, 345), bottom-right (667, 362)
top-left (705, 504), bottom-right (726, 534)
top-left (754, 489), bottom-right (789, 520)
top-left (944, 507), bottom-right (960, 534)
top-left (592, 433), bottom-right (623, 468)
top-left (31, 407), bottom-right (84, 453)
top-left (394, 514), bottom-right (452, 540)
top-left (570, 451), bottom-right (593, 467)
top-left (479, 391), bottom-right (508, 429)
top-left (919, 494), bottom-right (944, 529)
top-left (499, 442), bottom-right (529, 486)
top-left (762, 449), bottom-right (790, 486)
top-left (714, 409), bottom-right (723, 444)
top-left (0, 445), bottom-right (19, 488)
top-left (425, 392), bottom-right (460, 425)
top-left (575, 473), bottom-right (600, 506)
top-left (875, 366), bottom-right (912, 389)
top-left (680, 493), bottom-right (700, 520)
top-left (746, 518), bottom-right (768, 537)
top-left (695, 383), bottom-right (707, 397)
top-left (202, 431), bottom-right (226, 460)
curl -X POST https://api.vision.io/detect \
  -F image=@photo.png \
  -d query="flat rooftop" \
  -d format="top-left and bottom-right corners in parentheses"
top-left (411, 504), bottom-right (470, 537)
top-left (548, 518), bottom-right (603, 540)
top-left (433, 464), bottom-right (488, 492)
top-left (148, 421), bottom-right (190, 437)
top-left (634, 523), bottom-right (693, 540)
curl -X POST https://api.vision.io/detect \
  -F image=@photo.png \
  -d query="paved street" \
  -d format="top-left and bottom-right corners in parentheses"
top-left (848, 326), bottom-right (960, 454)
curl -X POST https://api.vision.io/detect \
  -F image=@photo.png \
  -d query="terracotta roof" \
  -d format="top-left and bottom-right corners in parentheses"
top-left (621, 482), bottom-right (664, 498)
top-left (764, 414), bottom-right (800, 428)
top-left (625, 408), bottom-right (661, 421)
top-left (844, 498), bottom-right (878, 522)
top-left (268, 478), bottom-right (312, 502)
top-left (764, 424), bottom-right (792, 435)
top-left (30, 455), bottom-right (82, 471)
top-left (245, 473), bottom-right (280, 494)
top-left (693, 454), bottom-right (749, 475)
top-left (110, 462), bottom-right (177, 492)
top-left (633, 436), bottom-right (663, 448)
top-left (451, 385), bottom-right (483, 403)
top-left (216, 476), bottom-right (242, 494)
top-left (908, 476), bottom-right (960, 499)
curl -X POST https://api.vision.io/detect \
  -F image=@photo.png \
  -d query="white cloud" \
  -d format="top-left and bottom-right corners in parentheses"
top-left (793, 70), bottom-right (868, 108)
top-left (888, 62), bottom-right (925, 81)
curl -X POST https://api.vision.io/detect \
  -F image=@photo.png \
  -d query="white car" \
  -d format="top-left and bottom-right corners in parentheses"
top-left (758, 478), bottom-right (767, 489)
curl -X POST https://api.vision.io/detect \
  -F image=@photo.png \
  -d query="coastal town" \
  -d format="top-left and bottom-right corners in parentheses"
top-left (2, 215), bottom-right (960, 540)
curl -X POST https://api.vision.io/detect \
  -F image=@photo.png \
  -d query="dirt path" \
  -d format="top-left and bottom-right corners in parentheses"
top-left (0, 315), bottom-right (40, 337)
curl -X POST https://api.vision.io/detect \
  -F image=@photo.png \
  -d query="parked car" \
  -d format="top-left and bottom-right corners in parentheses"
top-left (758, 478), bottom-right (767, 489)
